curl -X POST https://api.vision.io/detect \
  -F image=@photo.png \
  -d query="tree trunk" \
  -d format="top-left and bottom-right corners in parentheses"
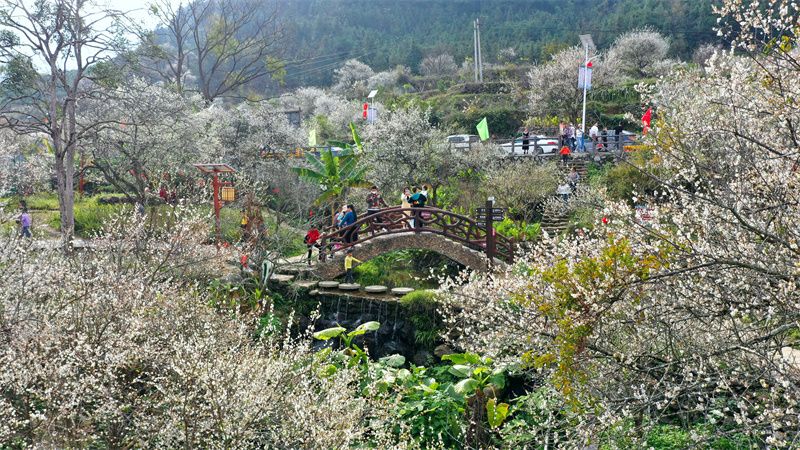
top-left (55, 151), bottom-right (75, 250)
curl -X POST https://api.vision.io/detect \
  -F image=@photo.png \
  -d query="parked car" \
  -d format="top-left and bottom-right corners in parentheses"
top-left (447, 134), bottom-right (480, 149)
top-left (500, 135), bottom-right (560, 155)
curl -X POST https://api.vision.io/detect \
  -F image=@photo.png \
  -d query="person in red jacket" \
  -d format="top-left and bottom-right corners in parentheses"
top-left (304, 226), bottom-right (321, 265)
top-left (559, 145), bottom-right (571, 165)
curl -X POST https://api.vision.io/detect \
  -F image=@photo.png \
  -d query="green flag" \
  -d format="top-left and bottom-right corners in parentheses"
top-left (476, 117), bottom-right (489, 141)
top-left (308, 129), bottom-right (317, 146)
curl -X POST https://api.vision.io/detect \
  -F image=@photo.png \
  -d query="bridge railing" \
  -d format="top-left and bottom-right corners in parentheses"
top-left (317, 206), bottom-right (515, 264)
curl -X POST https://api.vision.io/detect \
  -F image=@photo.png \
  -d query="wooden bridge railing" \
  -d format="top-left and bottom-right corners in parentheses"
top-left (317, 206), bottom-right (514, 264)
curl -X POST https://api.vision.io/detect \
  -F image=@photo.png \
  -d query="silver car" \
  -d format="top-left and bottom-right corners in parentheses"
top-left (500, 135), bottom-right (560, 156)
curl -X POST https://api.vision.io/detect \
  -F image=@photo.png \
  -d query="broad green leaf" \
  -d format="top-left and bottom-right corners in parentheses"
top-left (381, 372), bottom-right (396, 385)
top-left (442, 352), bottom-right (482, 365)
top-left (454, 378), bottom-right (479, 395)
top-left (379, 354), bottom-right (406, 368)
top-left (486, 398), bottom-right (510, 429)
top-left (473, 366), bottom-right (490, 376)
top-left (396, 369), bottom-right (411, 381)
top-left (448, 364), bottom-right (472, 378)
top-left (327, 140), bottom-right (350, 150)
top-left (350, 122), bottom-right (363, 152)
top-left (312, 326), bottom-right (346, 340)
top-left (314, 347), bottom-right (332, 362)
top-left (319, 364), bottom-right (338, 377)
top-left (347, 321), bottom-right (380, 338)
top-left (441, 353), bottom-right (467, 364)
top-left (488, 371), bottom-right (506, 390)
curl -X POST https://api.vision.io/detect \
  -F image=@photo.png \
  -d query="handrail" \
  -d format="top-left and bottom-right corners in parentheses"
top-left (317, 206), bottom-right (514, 264)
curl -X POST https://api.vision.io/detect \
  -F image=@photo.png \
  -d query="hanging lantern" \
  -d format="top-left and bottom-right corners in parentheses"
top-left (221, 186), bottom-right (236, 202)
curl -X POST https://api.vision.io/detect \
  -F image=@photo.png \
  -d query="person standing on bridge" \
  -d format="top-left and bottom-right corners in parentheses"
top-left (366, 185), bottom-right (387, 231)
top-left (344, 250), bottom-right (362, 283)
top-left (341, 205), bottom-right (359, 244)
top-left (401, 187), bottom-right (413, 228)
top-left (409, 187), bottom-right (427, 229)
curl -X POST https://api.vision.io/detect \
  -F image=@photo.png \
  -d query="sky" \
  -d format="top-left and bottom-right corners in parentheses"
top-left (1, 0), bottom-right (161, 71)
top-left (98, 0), bottom-right (159, 30)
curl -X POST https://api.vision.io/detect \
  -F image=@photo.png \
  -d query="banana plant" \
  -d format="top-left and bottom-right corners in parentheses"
top-left (293, 123), bottom-right (371, 225)
top-left (442, 352), bottom-right (512, 429)
top-left (313, 321), bottom-right (380, 367)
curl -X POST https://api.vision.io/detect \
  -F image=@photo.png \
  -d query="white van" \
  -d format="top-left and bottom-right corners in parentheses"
top-left (446, 134), bottom-right (480, 149)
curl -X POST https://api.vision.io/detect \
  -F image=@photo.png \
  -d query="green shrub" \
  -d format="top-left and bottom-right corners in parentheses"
top-left (23, 193), bottom-right (59, 210)
top-left (604, 150), bottom-right (663, 203)
top-left (48, 196), bottom-right (127, 237)
top-left (646, 425), bottom-right (691, 449)
top-left (353, 250), bottom-right (442, 289)
top-left (495, 218), bottom-right (541, 241)
top-left (400, 290), bottom-right (441, 349)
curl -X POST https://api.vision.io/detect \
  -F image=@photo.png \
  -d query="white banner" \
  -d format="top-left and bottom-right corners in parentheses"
top-left (578, 67), bottom-right (593, 90)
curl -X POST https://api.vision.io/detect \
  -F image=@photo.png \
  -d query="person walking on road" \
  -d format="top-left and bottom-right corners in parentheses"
top-left (566, 123), bottom-right (575, 151)
top-left (521, 127), bottom-right (530, 155)
top-left (614, 123), bottom-right (625, 152)
top-left (344, 250), bottom-right (362, 283)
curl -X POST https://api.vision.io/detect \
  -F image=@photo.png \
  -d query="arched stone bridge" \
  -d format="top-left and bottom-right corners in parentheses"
top-left (314, 207), bottom-right (514, 279)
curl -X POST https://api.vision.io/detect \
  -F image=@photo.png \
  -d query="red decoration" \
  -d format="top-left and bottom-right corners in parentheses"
top-left (586, 61), bottom-right (593, 68)
top-left (602, 217), bottom-right (609, 224)
top-left (363, 102), bottom-right (368, 119)
top-left (641, 107), bottom-right (653, 135)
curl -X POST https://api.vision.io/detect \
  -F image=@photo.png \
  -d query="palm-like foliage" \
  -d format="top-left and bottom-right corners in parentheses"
top-left (293, 145), bottom-right (370, 225)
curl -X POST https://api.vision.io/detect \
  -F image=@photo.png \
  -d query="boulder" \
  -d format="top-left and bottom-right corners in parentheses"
top-left (412, 350), bottom-right (434, 366)
top-left (434, 344), bottom-right (454, 358)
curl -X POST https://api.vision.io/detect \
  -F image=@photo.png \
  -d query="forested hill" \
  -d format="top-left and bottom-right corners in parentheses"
top-left (278, 0), bottom-right (718, 87)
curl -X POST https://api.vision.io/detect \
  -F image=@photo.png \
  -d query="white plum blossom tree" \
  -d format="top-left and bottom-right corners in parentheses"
top-left (606, 28), bottom-right (671, 79)
top-left (81, 79), bottom-right (204, 204)
top-left (362, 107), bottom-right (499, 203)
top-left (445, 1), bottom-right (800, 446)
top-left (0, 209), bottom-right (401, 448)
top-left (332, 59), bottom-right (375, 99)
top-left (419, 53), bottom-right (457, 77)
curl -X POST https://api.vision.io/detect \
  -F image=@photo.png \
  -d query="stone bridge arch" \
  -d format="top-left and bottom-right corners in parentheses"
top-left (314, 231), bottom-right (503, 279)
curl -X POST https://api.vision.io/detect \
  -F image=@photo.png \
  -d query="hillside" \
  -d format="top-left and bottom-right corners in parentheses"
top-left (278, 0), bottom-right (718, 88)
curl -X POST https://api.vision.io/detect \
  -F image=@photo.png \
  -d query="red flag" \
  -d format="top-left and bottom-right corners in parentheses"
top-left (641, 107), bottom-right (652, 135)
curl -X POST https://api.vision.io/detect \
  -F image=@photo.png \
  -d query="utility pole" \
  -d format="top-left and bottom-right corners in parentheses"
top-left (473, 20), bottom-right (479, 82)
top-left (476, 18), bottom-right (483, 82)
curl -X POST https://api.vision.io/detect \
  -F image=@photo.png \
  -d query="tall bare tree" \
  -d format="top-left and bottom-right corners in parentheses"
top-left (140, 0), bottom-right (193, 94)
top-left (144, 0), bottom-right (284, 103)
top-left (0, 0), bottom-right (129, 247)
